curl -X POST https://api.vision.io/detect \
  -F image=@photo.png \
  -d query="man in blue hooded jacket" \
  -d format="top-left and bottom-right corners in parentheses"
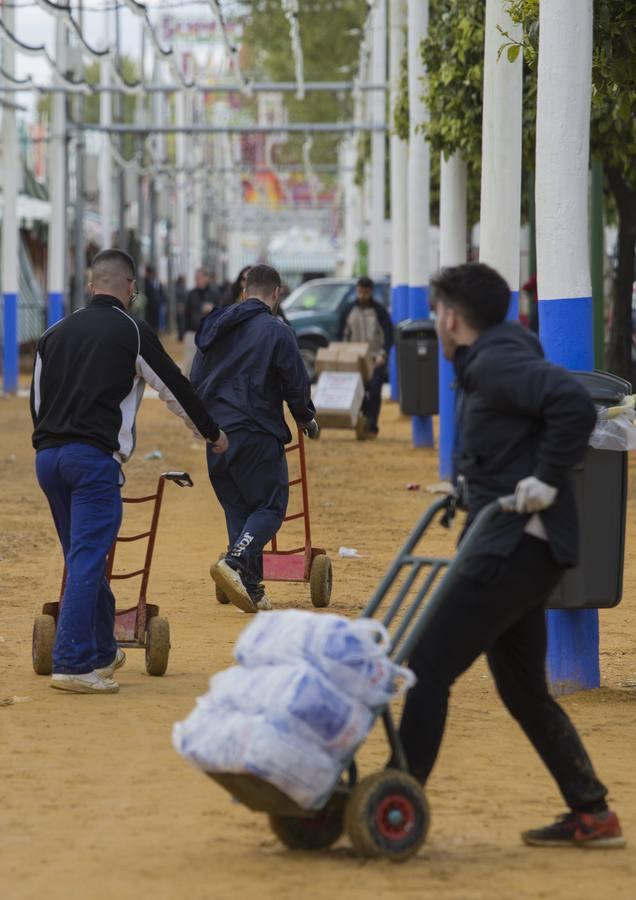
top-left (191, 264), bottom-right (318, 613)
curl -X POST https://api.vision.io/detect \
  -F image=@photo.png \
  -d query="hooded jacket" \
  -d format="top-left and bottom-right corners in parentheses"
top-left (455, 321), bottom-right (597, 567)
top-left (190, 298), bottom-right (315, 444)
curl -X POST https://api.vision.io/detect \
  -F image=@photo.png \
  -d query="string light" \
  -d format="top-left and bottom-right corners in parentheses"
top-left (281, 0), bottom-right (304, 100)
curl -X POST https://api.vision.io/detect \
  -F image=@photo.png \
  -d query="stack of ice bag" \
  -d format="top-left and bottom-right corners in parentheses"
top-left (172, 609), bottom-right (415, 809)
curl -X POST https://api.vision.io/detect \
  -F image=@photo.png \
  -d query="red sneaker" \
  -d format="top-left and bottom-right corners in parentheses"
top-left (522, 810), bottom-right (626, 849)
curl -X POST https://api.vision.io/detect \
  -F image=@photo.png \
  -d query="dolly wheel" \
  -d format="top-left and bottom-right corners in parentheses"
top-left (344, 771), bottom-right (430, 861)
top-left (310, 554), bottom-right (332, 608)
top-left (145, 616), bottom-right (170, 676)
top-left (32, 614), bottom-right (56, 675)
top-left (269, 800), bottom-right (344, 850)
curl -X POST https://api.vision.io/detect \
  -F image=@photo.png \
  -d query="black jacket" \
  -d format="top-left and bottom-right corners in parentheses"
top-left (184, 285), bottom-right (220, 332)
top-left (337, 298), bottom-right (394, 355)
top-left (190, 298), bottom-right (315, 444)
top-left (31, 295), bottom-right (220, 462)
top-left (455, 322), bottom-right (597, 567)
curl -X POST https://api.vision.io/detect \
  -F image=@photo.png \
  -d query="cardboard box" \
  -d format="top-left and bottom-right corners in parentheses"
top-left (314, 371), bottom-right (365, 428)
top-left (315, 342), bottom-right (374, 381)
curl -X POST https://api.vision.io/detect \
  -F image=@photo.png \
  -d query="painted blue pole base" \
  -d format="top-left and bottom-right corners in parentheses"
top-left (47, 291), bottom-right (64, 328)
top-left (507, 289), bottom-right (519, 322)
top-left (2, 292), bottom-right (18, 394)
top-left (390, 284), bottom-right (409, 402)
top-left (411, 415), bottom-right (434, 448)
top-left (438, 352), bottom-right (455, 480)
top-left (539, 296), bottom-right (594, 370)
top-left (546, 609), bottom-right (600, 696)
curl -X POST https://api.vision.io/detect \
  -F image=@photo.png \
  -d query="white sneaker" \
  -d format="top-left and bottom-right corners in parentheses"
top-left (255, 593), bottom-right (273, 611)
top-left (95, 648), bottom-right (126, 679)
top-left (210, 559), bottom-right (257, 614)
top-left (50, 671), bottom-right (120, 694)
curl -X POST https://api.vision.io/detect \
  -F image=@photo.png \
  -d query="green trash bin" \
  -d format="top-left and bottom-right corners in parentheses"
top-left (396, 319), bottom-right (438, 416)
top-left (547, 370), bottom-right (631, 610)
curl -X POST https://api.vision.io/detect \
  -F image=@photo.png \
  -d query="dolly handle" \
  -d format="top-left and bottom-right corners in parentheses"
top-left (162, 471), bottom-right (194, 488)
top-left (498, 494), bottom-right (517, 513)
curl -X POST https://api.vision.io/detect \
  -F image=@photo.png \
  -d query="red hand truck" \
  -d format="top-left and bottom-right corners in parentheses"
top-left (32, 471), bottom-right (193, 677)
top-left (215, 429), bottom-right (333, 608)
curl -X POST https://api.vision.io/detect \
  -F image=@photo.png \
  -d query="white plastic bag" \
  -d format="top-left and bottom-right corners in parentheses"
top-left (233, 610), bottom-right (412, 705)
top-left (172, 705), bottom-right (339, 810)
top-left (589, 403), bottom-right (636, 451)
top-left (206, 664), bottom-right (373, 758)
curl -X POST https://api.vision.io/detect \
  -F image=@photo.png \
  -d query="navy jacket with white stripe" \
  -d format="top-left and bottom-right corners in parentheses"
top-left (30, 294), bottom-right (220, 463)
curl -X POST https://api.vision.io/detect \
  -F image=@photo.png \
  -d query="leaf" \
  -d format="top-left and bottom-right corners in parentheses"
top-left (507, 44), bottom-right (521, 63)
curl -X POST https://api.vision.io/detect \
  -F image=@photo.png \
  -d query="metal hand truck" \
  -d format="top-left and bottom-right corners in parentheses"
top-left (215, 429), bottom-right (332, 608)
top-left (32, 471), bottom-right (193, 678)
top-left (207, 493), bottom-right (515, 861)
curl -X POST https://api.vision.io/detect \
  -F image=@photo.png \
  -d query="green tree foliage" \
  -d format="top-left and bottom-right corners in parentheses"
top-left (242, 0), bottom-right (369, 165)
top-left (506, 0), bottom-right (636, 380)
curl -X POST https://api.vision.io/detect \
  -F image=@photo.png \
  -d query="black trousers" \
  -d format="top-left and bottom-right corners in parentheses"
top-left (399, 534), bottom-right (608, 812)
top-left (362, 363), bottom-right (386, 432)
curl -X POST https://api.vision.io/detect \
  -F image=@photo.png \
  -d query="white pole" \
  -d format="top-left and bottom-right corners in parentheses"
top-left (479, 0), bottom-right (523, 313)
top-left (536, 0), bottom-right (596, 694)
top-left (407, 0), bottom-right (432, 446)
top-left (369, 0), bottom-right (387, 279)
top-left (47, 19), bottom-right (67, 325)
top-left (1, 1), bottom-right (19, 392)
top-left (438, 151), bottom-right (467, 478)
top-left (389, 0), bottom-right (408, 399)
top-left (175, 83), bottom-right (189, 283)
top-left (99, 59), bottom-right (113, 249)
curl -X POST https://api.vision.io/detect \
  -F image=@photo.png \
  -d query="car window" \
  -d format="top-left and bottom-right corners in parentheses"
top-left (284, 283), bottom-right (351, 313)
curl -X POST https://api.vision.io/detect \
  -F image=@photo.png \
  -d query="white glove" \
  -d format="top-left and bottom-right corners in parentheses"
top-left (303, 419), bottom-right (320, 440)
top-left (514, 476), bottom-right (558, 514)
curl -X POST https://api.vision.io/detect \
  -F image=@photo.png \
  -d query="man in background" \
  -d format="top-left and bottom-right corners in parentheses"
top-left (338, 276), bottom-right (393, 438)
top-left (183, 267), bottom-right (219, 376)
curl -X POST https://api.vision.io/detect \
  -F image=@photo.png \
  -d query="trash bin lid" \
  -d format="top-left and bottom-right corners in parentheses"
top-left (571, 369), bottom-right (632, 405)
top-left (397, 319), bottom-right (437, 338)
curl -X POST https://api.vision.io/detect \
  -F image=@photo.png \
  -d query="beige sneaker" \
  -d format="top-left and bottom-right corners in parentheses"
top-left (50, 672), bottom-right (119, 694)
top-left (255, 593), bottom-right (273, 611)
top-left (210, 559), bottom-right (257, 614)
top-left (95, 648), bottom-right (126, 679)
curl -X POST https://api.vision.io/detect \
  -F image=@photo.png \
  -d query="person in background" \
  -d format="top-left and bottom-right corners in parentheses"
top-left (183, 267), bottom-right (220, 377)
top-left (144, 265), bottom-right (167, 333)
top-left (31, 249), bottom-right (227, 695)
top-left (221, 266), bottom-right (251, 307)
top-left (191, 264), bottom-right (318, 614)
top-left (337, 276), bottom-right (393, 439)
top-left (175, 274), bottom-right (188, 341)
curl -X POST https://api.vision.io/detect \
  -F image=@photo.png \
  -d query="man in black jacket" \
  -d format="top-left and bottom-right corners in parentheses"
top-left (182, 267), bottom-right (220, 376)
top-left (191, 264), bottom-right (318, 614)
top-left (337, 276), bottom-right (393, 437)
top-left (397, 263), bottom-right (624, 849)
top-left (31, 249), bottom-right (227, 695)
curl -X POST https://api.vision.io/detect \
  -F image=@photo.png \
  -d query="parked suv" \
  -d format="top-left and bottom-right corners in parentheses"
top-left (282, 277), bottom-right (391, 379)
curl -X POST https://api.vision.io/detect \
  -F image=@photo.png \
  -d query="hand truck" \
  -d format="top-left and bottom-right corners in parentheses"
top-left (215, 429), bottom-right (332, 608)
top-left (207, 493), bottom-right (516, 861)
top-left (32, 471), bottom-right (193, 678)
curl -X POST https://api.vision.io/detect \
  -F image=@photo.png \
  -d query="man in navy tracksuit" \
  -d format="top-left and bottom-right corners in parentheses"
top-left (31, 249), bottom-right (227, 694)
top-left (190, 264), bottom-right (318, 614)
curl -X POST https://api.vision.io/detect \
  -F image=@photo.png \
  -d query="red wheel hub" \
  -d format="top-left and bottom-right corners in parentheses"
top-left (375, 794), bottom-right (416, 841)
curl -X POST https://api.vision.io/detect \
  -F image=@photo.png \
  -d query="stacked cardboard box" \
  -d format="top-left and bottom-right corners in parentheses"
top-left (314, 372), bottom-right (365, 428)
top-left (315, 342), bottom-right (374, 382)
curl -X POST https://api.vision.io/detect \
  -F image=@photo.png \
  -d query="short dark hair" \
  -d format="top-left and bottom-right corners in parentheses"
top-left (357, 276), bottom-right (374, 290)
top-left (92, 248), bottom-right (136, 279)
top-left (430, 263), bottom-right (510, 331)
top-left (245, 264), bottom-right (281, 296)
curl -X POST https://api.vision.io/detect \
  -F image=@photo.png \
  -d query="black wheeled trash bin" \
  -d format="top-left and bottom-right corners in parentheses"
top-left (548, 370), bottom-right (631, 610)
top-left (396, 319), bottom-right (439, 416)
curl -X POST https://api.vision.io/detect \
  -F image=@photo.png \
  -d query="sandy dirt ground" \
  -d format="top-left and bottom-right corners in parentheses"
top-left (2, 373), bottom-right (636, 900)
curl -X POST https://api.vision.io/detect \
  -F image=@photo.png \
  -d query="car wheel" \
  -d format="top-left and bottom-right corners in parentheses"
top-left (299, 342), bottom-right (320, 382)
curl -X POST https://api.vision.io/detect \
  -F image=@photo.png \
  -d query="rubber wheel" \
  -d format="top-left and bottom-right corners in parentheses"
top-left (145, 615), bottom-right (170, 676)
top-left (310, 554), bottom-right (332, 608)
top-left (269, 798), bottom-right (344, 850)
top-left (32, 614), bottom-right (56, 675)
top-left (355, 413), bottom-right (369, 441)
top-left (344, 770), bottom-right (430, 861)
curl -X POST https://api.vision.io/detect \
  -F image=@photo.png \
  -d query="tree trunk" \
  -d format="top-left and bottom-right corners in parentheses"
top-left (606, 167), bottom-right (636, 384)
